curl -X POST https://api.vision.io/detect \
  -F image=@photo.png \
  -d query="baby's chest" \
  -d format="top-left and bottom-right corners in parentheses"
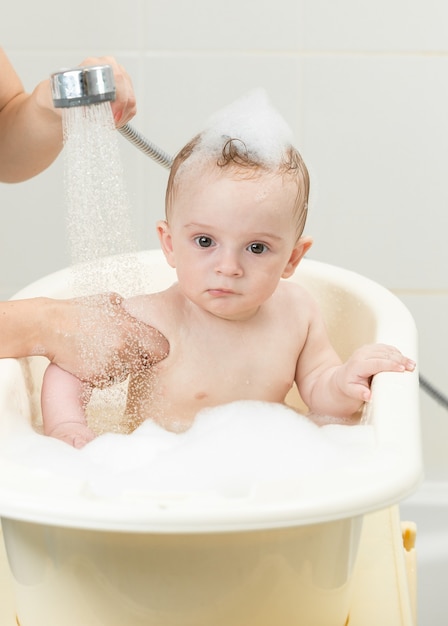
top-left (159, 328), bottom-right (299, 399)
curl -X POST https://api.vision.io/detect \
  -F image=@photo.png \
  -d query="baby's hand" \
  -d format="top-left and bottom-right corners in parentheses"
top-left (338, 343), bottom-right (415, 403)
top-left (47, 423), bottom-right (96, 449)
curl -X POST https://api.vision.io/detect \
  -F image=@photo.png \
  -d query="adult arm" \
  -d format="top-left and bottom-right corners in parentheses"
top-left (0, 48), bottom-right (136, 182)
top-left (0, 294), bottom-right (169, 386)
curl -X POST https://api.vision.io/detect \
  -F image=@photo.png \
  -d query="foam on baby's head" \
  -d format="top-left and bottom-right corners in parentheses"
top-left (196, 89), bottom-right (295, 168)
top-left (171, 90), bottom-right (297, 183)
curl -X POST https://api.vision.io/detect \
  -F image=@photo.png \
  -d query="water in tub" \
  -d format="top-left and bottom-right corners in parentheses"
top-left (14, 91), bottom-right (378, 502)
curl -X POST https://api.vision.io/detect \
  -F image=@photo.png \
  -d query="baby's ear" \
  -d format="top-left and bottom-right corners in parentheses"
top-left (157, 220), bottom-right (176, 268)
top-left (282, 236), bottom-right (313, 278)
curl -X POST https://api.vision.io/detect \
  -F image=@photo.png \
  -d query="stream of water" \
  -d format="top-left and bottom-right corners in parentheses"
top-left (62, 102), bottom-right (143, 297)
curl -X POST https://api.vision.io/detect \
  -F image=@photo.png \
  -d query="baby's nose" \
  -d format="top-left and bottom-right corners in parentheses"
top-left (215, 250), bottom-right (243, 276)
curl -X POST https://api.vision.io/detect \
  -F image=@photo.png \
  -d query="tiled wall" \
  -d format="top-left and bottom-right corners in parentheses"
top-left (1, 1), bottom-right (447, 471)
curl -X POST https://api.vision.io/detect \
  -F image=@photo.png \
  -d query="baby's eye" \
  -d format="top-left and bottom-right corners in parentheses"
top-left (247, 242), bottom-right (268, 255)
top-left (194, 235), bottom-right (214, 248)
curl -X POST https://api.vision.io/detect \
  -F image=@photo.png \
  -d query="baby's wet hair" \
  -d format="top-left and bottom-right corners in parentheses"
top-left (165, 133), bottom-right (309, 238)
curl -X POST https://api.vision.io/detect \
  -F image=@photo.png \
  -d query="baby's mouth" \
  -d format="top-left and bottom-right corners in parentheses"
top-left (207, 288), bottom-right (236, 296)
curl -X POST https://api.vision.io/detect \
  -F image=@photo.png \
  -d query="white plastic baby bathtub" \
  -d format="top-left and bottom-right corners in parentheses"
top-left (0, 250), bottom-right (422, 626)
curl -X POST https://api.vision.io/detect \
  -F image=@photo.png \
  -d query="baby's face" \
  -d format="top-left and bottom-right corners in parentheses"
top-left (160, 167), bottom-right (301, 321)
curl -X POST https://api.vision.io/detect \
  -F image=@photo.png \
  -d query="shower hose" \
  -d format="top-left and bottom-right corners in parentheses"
top-left (118, 124), bottom-right (173, 169)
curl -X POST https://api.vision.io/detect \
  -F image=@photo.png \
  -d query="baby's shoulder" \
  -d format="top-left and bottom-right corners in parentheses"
top-left (272, 281), bottom-right (321, 325)
top-left (123, 284), bottom-right (178, 323)
top-left (276, 279), bottom-right (318, 308)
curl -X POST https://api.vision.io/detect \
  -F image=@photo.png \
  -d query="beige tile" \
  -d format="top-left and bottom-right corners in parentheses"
top-left (143, 0), bottom-right (305, 51)
top-left (303, 0), bottom-right (448, 51)
top-left (2, 0), bottom-right (146, 50)
top-left (0, 160), bottom-right (68, 299)
top-left (301, 55), bottom-right (448, 290)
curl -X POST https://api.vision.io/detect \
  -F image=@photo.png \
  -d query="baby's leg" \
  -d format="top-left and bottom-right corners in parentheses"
top-left (41, 363), bottom-right (95, 448)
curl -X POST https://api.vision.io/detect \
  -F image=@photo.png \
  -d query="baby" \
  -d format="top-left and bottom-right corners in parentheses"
top-left (41, 93), bottom-right (415, 447)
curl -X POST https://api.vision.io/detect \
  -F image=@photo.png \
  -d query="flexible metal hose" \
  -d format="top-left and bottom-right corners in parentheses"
top-left (119, 124), bottom-right (173, 170)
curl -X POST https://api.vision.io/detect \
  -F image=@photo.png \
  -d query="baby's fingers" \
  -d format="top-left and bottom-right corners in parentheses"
top-left (356, 344), bottom-right (415, 376)
top-left (378, 347), bottom-right (415, 373)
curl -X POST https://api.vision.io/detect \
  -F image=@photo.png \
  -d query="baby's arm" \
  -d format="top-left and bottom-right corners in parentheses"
top-left (41, 363), bottom-right (95, 448)
top-left (311, 344), bottom-right (415, 417)
top-left (331, 343), bottom-right (415, 405)
top-left (296, 298), bottom-right (415, 418)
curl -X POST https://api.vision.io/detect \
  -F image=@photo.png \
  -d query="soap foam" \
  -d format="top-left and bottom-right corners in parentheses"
top-left (185, 89), bottom-right (295, 171)
top-left (1, 401), bottom-right (376, 502)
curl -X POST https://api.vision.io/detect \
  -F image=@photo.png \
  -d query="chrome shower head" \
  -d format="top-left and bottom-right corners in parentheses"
top-left (51, 65), bottom-right (116, 108)
top-left (50, 63), bottom-right (173, 169)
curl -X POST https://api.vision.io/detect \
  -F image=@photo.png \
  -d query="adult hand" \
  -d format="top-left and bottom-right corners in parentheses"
top-left (44, 293), bottom-right (168, 388)
top-left (78, 56), bottom-right (137, 127)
